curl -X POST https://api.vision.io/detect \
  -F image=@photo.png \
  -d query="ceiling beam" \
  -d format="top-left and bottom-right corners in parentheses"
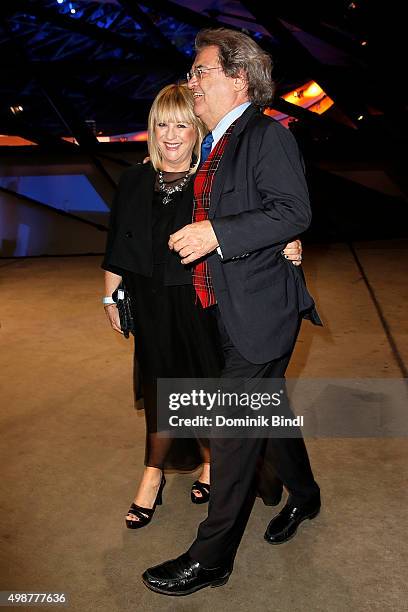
top-left (7, 1), bottom-right (181, 73)
top-left (270, 2), bottom-right (365, 56)
top-left (0, 59), bottom-right (176, 78)
top-left (142, 0), bottom-right (278, 57)
top-left (240, 2), bottom-right (367, 126)
top-left (141, 0), bottom-right (227, 31)
top-left (117, 0), bottom-right (188, 62)
top-left (1, 114), bottom-right (77, 150)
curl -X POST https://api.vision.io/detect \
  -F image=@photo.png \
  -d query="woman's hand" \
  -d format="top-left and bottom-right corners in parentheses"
top-left (104, 271), bottom-right (123, 333)
top-left (282, 239), bottom-right (302, 266)
top-left (104, 304), bottom-right (123, 334)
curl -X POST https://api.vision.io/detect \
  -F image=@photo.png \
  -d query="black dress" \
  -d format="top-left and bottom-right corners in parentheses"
top-left (123, 172), bottom-right (223, 471)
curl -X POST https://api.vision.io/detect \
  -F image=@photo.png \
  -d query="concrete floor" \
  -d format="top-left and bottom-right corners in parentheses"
top-left (0, 241), bottom-right (407, 612)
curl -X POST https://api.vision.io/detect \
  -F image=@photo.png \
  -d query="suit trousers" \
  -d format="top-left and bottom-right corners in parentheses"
top-left (188, 307), bottom-right (320, 567)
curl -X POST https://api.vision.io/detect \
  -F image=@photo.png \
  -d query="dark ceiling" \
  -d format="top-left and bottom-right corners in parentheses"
top-left (1, 1), bottom-right (407, 243)
top-left (0, 0), bottom-right (406, 152)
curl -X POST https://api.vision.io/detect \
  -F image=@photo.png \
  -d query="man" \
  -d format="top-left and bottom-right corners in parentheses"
top-left (142, 28), bottom-right (321, 596)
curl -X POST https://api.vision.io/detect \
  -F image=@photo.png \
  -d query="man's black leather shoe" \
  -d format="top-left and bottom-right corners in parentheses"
top-left (142, 552), bottom-right (230, 596)
top-left (264, 496), bottom-right (320, 544)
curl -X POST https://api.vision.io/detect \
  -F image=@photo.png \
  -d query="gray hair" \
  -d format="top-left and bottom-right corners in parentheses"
top-left (195, 28), bottom-right (275, 108)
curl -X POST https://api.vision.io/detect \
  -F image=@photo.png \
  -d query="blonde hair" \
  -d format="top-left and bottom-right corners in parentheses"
top-left (148, 83), bottom-right (207, 172)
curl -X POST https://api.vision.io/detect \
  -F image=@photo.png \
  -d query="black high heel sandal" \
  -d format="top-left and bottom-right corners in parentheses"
top-left (191, 480), bottom-right (210, 504)
top-left (125, 475), bottom-right (166, 529)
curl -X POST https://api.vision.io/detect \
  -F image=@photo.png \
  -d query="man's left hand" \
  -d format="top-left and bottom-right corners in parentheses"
top-left (169, 221), bottom-right (219, 265)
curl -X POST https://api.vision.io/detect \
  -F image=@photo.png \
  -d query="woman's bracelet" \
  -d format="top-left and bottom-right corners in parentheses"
top-left (102, 296), bottom-right (115, 306)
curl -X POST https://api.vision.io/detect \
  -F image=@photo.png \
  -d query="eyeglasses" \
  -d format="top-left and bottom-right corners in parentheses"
top-left (186, 66), bottom-right (222, 81)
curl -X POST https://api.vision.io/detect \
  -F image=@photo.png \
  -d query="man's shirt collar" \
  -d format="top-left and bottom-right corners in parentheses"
top-left (211, 102), bottom-right (251, 149)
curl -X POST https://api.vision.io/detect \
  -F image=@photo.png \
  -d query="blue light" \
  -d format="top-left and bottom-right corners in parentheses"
top-left (0, 175), bottom-right (109, 214)
top-left (56, 0), bottom-right (64, 4)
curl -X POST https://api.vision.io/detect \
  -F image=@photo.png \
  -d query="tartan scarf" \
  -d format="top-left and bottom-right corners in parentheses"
top-left (192, 122), bottom-right (236, 308)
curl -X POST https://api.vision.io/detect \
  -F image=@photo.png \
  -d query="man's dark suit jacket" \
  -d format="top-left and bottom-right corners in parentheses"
top-left (208, 104), bottom-right (320, 364)
top-left (102, 162), bottom-right (194, 286)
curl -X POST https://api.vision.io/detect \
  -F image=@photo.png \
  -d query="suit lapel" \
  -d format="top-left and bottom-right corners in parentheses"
top-left (209, 105), bottom-right (258, 216)
top-left (209, 133), bottom-right (239, 217)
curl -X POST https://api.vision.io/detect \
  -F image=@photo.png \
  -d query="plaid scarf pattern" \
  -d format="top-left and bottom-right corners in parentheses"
top-left (192, 122), bottom-right (236, 308)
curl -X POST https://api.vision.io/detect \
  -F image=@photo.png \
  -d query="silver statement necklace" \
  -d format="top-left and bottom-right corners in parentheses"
top-left (157, 169), bottom-right (191, 205)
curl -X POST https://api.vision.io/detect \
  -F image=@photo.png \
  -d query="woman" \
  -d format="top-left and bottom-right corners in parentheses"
top-left (102, 84), bottom-right (302, 528)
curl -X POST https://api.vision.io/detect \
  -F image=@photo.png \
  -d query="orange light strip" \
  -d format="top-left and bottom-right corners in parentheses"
top-left (0, 135), bottom-right (37, 146)
top-left (265, 80), bottom-right (334, 125)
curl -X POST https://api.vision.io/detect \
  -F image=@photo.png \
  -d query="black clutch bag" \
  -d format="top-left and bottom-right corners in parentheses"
top-left (112, 282), bottom-right (135, 338)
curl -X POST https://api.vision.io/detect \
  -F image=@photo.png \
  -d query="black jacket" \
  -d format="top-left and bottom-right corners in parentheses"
top-left (206, 105), bottom-right (321, 363)
top-left (102, 162), bottom-right (194, 286)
